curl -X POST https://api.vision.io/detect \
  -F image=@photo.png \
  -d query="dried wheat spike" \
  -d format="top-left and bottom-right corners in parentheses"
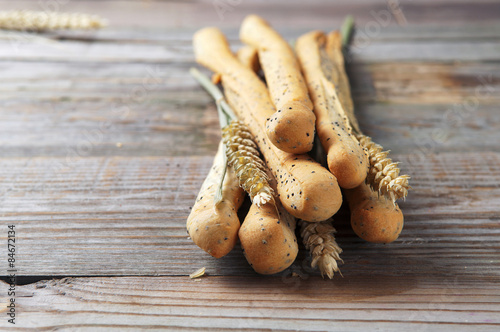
top-left (0, 11), bottom-right (106, 31)
top-left (357, 134), bottom-right (411, 202)
top-left (300, 220), bottom-right (342, 279)
top-left (222, 120), bottom-right (274, 207)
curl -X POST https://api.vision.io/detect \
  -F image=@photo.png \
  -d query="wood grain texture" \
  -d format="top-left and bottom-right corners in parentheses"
top-left (2, 0), bottom-right (499, 30)
top-left (0, 0), bottom-right (499, 330)
top-left (0, 275), bottom-right (499, 331)
top-left (2, 34), bottom-right (499, 63)
top-left (1, 62), bottom-right (498, 158)
top-left (0, 153), bottom-right (499, 277)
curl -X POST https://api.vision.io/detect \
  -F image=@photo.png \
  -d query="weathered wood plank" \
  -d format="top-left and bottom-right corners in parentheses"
top-left (1, 5), bottom-right (500, 64)
top-left (3, 0), bottom-right (499, 30)
top-left (1, 37), bottom-right (499, 63)
top-left (362, 62), bottom-right (500, 104)
top-left (355, 103), bottom-right (500, 154)
top-left (39, 22), bottom-right (500, 46)
top-left (0, 153), bottom-right (498, 277)
top-left (0, 90), bottom-right (222, 157)
top-left (2, 61), bottom-right (499, 105)
top-left (0, 97), bottom-right (497, 158)
top-left (0, 58), bottom-right (498, 159)
top-left (0, 0), bottom-right (498, 329)
top-left (0, 275), bottom-right (499, 330)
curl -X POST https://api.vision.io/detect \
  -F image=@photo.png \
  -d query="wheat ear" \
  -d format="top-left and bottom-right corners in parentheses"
top-left (222, 120), bottom-right (274, 207)
top-left (0, 11), bottom-right (106, 31)
top-left (190, 67), bottom-right (274, 207)
top-left (300, 219), bottom-right (343, 279)
top-left (357, 134), bottom-right (411, 203)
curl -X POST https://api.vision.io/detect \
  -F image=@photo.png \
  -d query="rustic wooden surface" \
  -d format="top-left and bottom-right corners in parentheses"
top-left (0, 0), bottom-right (499, 330)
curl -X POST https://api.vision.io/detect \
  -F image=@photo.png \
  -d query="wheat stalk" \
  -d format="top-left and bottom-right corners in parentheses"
top-left (300, 219), bottom-right (343, 279)
top-left (222, 120), bottom-right (274, 207)
top-left (0, 10), bottom-right (106, 31)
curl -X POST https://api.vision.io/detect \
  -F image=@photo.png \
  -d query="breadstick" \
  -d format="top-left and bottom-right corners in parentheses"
top-left (317, 27), bottom-right (410, 202)
top-left (296, 30), bottom-right (369, 189)
top-left (240, 196), bottom-right (298, 274)
top-left (240, 15), bottom-right (315, 154)
top-left (322, 30), bottom-right (360, 134)
top-left (193, 27), bottom-right (342, 222)
top-left (344, 182), bottom-right (404, 244)
top-left (186, 141), bottom-right (245, 258)
top-left (236, 45), bottom-right (260, 74)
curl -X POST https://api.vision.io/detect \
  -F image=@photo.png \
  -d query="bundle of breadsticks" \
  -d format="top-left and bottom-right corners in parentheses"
top-left (186, 15), bottom-right (410, 278)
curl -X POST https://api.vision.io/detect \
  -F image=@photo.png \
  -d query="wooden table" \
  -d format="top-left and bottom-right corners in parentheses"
top-left (0, 0), bottom-right (499, 330)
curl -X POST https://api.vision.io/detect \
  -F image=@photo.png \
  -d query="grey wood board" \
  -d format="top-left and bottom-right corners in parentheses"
top-left (0, 152), bottom-right (499, 276)
top-left (0, 275), bottom-right (498, 330)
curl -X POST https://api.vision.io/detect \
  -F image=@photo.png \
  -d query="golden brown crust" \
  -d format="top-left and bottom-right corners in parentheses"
top-left (186, 142), bottom-right (245, 258)
top-left (193, 27), bottom-right (342, 222)
top-left (223, 82), bottom-right (342, 222)
top-left (296, 30), bottom-right (369, 189)
top-left (344, 183), bottom-right (404, 244)
top-left (265, 100), bottom-right (316, 153)
top-left (324, 31), bottom-right (359, 133)
top-left (239, 200), bottom-right (298, 274)
top-left (211, 73), bottom-right (222, 85)
top-left (240, 15), bottom-right (315, 154)
top-left (236, 45), bottom-right (261, 73)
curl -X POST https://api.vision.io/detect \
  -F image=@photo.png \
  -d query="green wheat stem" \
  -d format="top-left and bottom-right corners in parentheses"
top-left (189, 67), bottom-right (236, 127)
top-left (341, 15), bottom-right (355, 48)
top-left (189, 67), bottom-right (237, 205)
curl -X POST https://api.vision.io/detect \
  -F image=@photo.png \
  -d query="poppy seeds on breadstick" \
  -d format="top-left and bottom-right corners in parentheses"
top-left (240, 15), bottom-right (316, 154)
